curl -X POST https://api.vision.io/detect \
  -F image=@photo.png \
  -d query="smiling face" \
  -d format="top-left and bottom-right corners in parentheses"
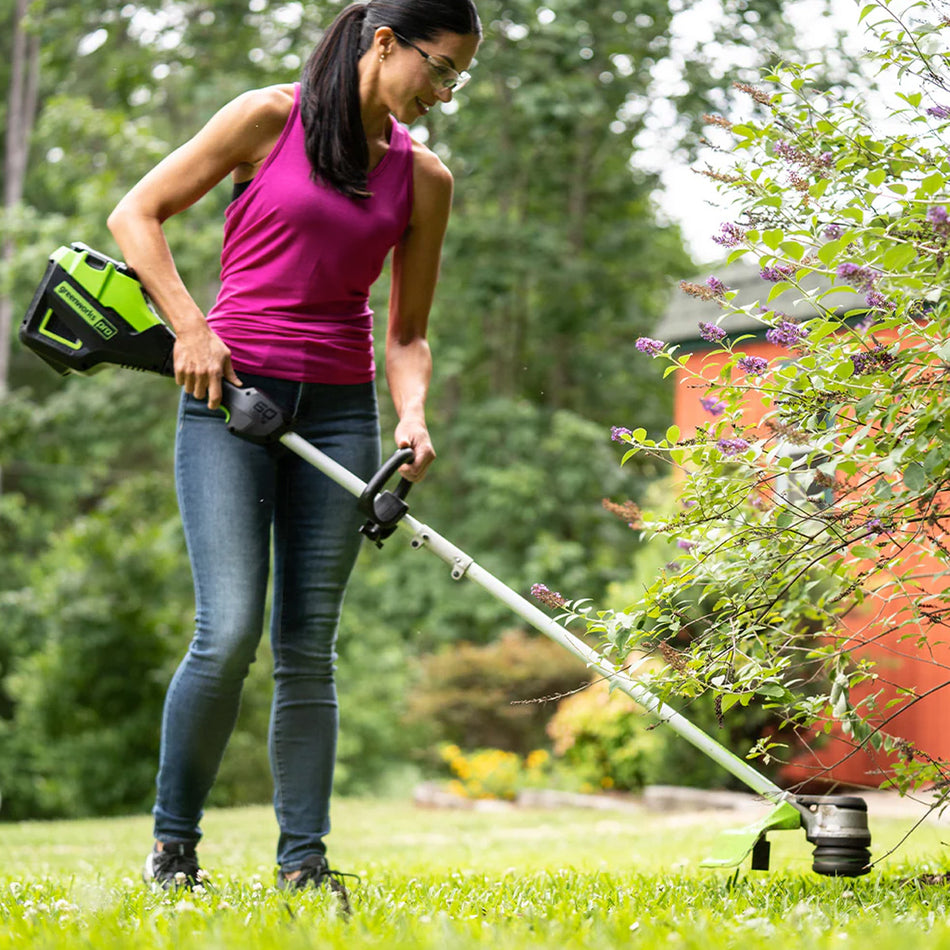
top-left (370, 28), bottom-right (480, 124)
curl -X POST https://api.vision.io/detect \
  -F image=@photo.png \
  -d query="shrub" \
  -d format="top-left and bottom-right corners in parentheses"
top-left (546, 680), bottom-right (660, 792)
top-left (403, 630), bottom-right (587, 759)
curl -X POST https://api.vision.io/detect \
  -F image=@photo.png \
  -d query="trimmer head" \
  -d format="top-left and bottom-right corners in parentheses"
top-left (798, 795), bottom-right (872, 877)
top-left (702, 794), bottom-right (872, 877)
top-left (19, 243), bottom-right (175, 378)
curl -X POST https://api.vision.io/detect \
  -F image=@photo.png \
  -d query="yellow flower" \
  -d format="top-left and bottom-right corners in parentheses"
top-left (439, 743), bottom-right (461, 762)
top-left (526, 749), bottom-right (549, 770)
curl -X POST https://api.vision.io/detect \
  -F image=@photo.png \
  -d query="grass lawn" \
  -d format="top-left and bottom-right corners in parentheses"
top-left (0, 797), bottom-right (947, 948)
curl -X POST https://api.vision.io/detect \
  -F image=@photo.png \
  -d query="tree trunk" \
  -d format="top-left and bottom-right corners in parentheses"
top-left (1, 0), bottom-right (40, 495)
top-left (2, 0), bottom-right (41, 403)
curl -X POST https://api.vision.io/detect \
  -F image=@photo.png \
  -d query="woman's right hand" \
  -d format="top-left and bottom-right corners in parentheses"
top-left (173, 324), bottom-right (243, 410)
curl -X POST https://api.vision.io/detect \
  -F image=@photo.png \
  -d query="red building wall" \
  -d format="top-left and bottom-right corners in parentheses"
top-left (673, 339), bottom-right (950, 789)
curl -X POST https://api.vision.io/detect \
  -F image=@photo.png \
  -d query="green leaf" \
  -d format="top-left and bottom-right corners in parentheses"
top-left (922, 171), bottom-right (944, 195)
top-left (767, 281), bottom-right (792, 302)
top-left (873, 478), bottom-right (893, 500)
top-left (720, 694), bottom-right (740, 714)
top-left (924, 445), bottom-right (947, 475)
top-left (818, 239), bottom-right (844, 265)
top-left (666, 424), bottom-right (681, 444)
top-left (903, 461), bottom-right (926, 492)
top-left (780, 240), bottom-right (805, 261)
top-left (866, 167), bottom-right (887, 186)
top-left (834, 359), bottom-right (856, 381)
top-left (882, 244), bottom-right (917, 270)
top-left (762, 229), bottom-right (784, 250)
top-left (929, 339), bottom-right (950, 364)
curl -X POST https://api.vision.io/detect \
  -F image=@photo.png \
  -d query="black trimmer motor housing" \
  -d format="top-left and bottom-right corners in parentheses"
top-left (798, 795), bottom-right (872, 877)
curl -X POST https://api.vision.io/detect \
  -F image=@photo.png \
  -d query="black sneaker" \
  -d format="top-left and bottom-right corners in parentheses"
top-left (276, 855), bottom-right (356, 915)
top-left (143, 842), bottom-right (201, 890)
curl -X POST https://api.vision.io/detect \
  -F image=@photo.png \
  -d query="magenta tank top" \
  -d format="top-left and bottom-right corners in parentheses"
top-left (207, 84), bottom-right (415, 384)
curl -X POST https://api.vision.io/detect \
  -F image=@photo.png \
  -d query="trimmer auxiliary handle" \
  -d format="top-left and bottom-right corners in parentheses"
top-left (357, 448), bottom-right (414, 547)
top-left (18, 243), bottom-right (874, 878)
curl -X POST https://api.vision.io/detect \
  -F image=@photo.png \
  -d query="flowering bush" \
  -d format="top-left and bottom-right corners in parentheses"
top-left (545, 679), bottom-right (662, 793)
top-left (438, 743), bottom-right (553, 800)
top-left (574, 2), bottom-right (950, 801)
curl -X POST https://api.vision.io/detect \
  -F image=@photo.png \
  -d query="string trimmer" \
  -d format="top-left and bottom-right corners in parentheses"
top-left (19, 243), bottom-right (874, 877)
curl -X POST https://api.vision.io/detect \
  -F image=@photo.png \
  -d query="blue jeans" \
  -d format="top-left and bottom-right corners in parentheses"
top-left (152, 372), bottom-right (380, 870)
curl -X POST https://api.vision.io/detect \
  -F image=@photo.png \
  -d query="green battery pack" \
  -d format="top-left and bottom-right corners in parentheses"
top-left (19, 242), bottom-right (176, 377)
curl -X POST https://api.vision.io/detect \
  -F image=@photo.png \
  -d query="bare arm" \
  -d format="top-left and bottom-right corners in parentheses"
top-left (386, 145), bottom-right (453, 482)
top-left (107, 85), bottom-right (293, 408)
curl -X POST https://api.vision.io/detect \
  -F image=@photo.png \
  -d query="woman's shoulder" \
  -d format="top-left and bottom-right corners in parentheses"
top-left (408, 135), bottom-right (453, 194)
top-left (227, 83), bottom-right (296, 130)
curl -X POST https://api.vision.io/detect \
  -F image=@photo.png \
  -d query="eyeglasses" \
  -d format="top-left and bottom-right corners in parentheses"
top-left (391, 31), bottom-right (472, 92)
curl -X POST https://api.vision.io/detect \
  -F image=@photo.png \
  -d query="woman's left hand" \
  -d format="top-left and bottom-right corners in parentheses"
top-left (394, 416), bottom-right (436, 482)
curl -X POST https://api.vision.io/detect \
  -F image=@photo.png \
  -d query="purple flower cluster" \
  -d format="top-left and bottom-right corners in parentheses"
top-left (760, 263), bottom-right (797, 283)
top-left (836, 262), bottom-right (879, 292)
top-left (850, 346), bottom-right (897, 375)
top-left (636, 336), bottom-right (665, 356)
top-left (531, 583), bottom-right (567, 609)
top-left (611, 426), bottom-right (633, 442)
top-left (774, 140), bottom-right (834, 170)
top-left (774, 140), bottom-right (796, 161)
top-left (865, 289), bottom-right (896, 311)
top-left (766, 319), bottom-right (807, 348)
top-left (927, 104), bottom-right (950, 119)
top-left (717, 438), bottom-right (750, 457)
top-left (712, 223), bottom-right (746, 248)
top-left (676, 539), bottom-right (697, 551)
top-left (738, 355), bottom-right (769, 375)
top-left (700, 396), bottom-right (727, 417)
top-left (927, 205), bottom-right (949, 232)
top-left (699, 322), bottom-right (727, 344)
top-left (706, 275), bottom-right (728, 296)
top-left (824, 223), bottom-right (845, 240)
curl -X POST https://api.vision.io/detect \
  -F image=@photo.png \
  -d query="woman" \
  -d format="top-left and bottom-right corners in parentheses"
top-left (107, 0), bottom-right (481, 897)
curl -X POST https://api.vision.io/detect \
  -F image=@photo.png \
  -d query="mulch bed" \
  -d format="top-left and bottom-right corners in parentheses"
top-left (901, 872), bottom-right (950, 886)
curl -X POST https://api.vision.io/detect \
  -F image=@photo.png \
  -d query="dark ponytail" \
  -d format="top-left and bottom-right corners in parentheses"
top-left (300, 0), bottom-right (482, 199)
top-left (301, 4), bottom-right (371, 200)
